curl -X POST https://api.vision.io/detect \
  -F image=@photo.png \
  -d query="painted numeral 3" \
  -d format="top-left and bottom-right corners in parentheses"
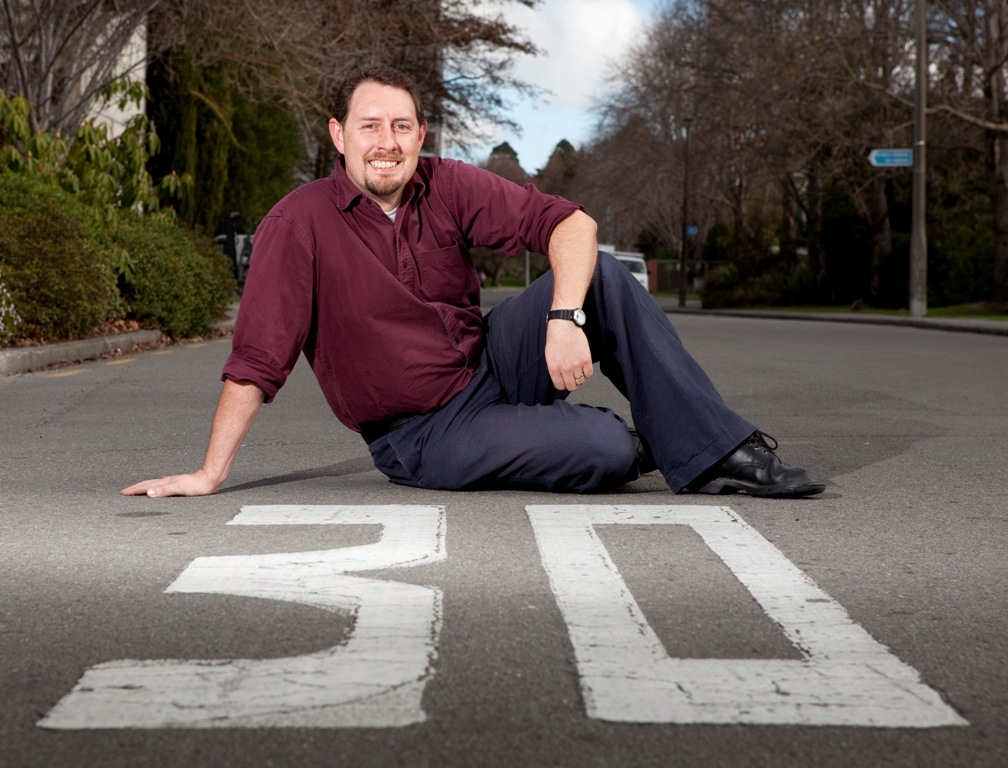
top-left (39, 505), bottom-right (445, 729)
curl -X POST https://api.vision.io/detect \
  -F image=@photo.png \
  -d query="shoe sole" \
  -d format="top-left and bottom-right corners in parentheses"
top-left (692, 478), bottom-right (826, 498)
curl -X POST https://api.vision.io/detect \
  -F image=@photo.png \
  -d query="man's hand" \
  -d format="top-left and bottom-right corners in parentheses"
top-left (120, 468), bottom-right (220, 498)
top-left (546, 318), bottom-right (594, 391)
top-left (119, 379), bottom-right (264, 499)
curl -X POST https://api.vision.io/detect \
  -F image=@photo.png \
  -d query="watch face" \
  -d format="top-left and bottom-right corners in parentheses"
top-left (573, 308), bottom-right (586, 326)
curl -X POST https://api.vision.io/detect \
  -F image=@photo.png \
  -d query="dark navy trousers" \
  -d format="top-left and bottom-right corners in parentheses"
top-left (367, 252), bottom-right (755, 493)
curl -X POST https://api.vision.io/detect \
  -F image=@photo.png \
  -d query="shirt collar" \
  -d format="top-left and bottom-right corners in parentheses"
top-left (331, 158), bottom-right (426, 212)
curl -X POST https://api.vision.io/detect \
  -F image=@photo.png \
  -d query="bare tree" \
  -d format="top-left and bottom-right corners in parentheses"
top-left (588, 6), bottom-right (699, 256)
top-left (0, 0), bottom-right (167, 137)
top-left (147, 0), bottom-right (540, 158)
top-left (2, 0), bottom-right (541, 164)
top-left (931, 0), bottom-right (1008, 304)
top-left (584, 0), bottom-right (927, 303)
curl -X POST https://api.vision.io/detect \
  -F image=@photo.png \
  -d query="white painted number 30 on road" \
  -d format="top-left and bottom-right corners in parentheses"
top-left (39, 504), bottom-right (966, 730)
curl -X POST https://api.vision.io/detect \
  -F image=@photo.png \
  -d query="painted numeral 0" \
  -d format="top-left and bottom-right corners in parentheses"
top-left (39, 505), bottom-right (445, 729)
top-left (526, 504), bottom-right (967, 727)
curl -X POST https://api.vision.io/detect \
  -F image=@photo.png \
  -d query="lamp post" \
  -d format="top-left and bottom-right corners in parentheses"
top-left (678, 116), bottom-right (693, 308)
top-left (909, 0), bottom-right (927, 317)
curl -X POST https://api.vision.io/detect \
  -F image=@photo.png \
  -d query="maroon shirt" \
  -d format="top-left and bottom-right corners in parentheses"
top-left (222, 157), bottom-right (581, 430)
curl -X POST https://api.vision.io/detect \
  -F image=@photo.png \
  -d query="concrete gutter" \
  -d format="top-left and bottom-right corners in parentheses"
top-left (0, 302), bottom-right (239, 377)
top-left (0, 329), bottom-right (164, 376)
top-left (664, 306), bottom-right (1008, 337)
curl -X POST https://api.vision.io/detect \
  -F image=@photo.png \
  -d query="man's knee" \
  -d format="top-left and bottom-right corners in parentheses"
top-left (561, 414), bottom-right (638, 491)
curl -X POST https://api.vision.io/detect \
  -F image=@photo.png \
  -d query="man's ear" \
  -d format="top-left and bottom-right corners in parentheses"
top-left (328, 118), bottom-right (344, 154)
top-left (418, 120), bottom-right (428, 148)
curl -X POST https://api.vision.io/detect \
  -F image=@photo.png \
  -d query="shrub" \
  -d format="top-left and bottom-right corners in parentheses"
top-left (0, 90), bottom-right (232, 345)
top-left (113, 213), bottom-right (234, 338)
top-left (1, 85), bottom-right (182, 223)
top-left (0, 174), bottom-right (121, 344)
top-left (0, 266), bottom-right (20, 345)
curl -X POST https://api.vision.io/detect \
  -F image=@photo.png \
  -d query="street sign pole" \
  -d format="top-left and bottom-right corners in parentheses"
top-left (679, 117), bottom-right (691, 309)
top-left (910, 0), bottom-right (928, 318)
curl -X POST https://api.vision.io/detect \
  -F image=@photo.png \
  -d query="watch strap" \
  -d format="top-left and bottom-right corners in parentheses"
top-left (546, 309), bottom-right (577, 322)
top-left (546, 308), bottom-right (586, 327)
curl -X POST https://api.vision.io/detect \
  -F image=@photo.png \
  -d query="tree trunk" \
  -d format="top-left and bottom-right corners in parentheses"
top-left (780, 175), bottom-right (797, 265)
top-left (984, 0), bottom-right (1008, 305)
top-left (989, 130), bottom-right (1008, 305)
top-left (868, 176), bottom-right (892, 300)
top-left (806, 169), bottom-right (824, 275)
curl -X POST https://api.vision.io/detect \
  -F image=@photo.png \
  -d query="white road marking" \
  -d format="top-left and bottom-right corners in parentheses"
top-left (39, 505), bottom-right (445, 729)
top-left (527, 504), bottom-right (968, 727)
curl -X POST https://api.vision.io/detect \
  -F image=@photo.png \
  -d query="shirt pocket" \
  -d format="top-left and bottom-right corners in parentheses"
top-left (414, 241), bottom-right (479, 305)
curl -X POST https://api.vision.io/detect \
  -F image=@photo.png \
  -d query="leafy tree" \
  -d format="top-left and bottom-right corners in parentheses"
top-left (146, 0), bottom-right (541, 155)
top-left (475, 142), bottom-right (534, 286)
top-left (536, 139), bottom-right (579, 197)
top-left (142, 0), bottom-right (543, 230)
top-left (226, 99), bottom-right (302, 227)
top-left (485, 141), bottom-right (531, 184)
top-left (146, 53), bottom-right (236, 230)
top-left (0, 85), bottom-right (176, 227)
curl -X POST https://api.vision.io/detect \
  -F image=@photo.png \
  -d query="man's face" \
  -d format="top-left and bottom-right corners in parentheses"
top-left (329, 81), bottom-right (427, 211)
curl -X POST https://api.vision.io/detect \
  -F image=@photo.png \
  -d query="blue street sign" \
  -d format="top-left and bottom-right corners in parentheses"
top-left (868, 148), bottom-right (913, 168)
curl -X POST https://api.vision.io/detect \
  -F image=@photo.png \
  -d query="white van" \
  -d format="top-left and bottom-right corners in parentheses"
top-left (615, 253), bottom-right (650, 291)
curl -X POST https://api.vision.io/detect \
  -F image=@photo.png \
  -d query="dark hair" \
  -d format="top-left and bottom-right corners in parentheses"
top-left (331, 66), bottom-right (426, 125)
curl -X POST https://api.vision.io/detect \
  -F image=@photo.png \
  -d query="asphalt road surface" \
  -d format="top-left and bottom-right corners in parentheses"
top-left (2, 311), bottom-right (1006, 768)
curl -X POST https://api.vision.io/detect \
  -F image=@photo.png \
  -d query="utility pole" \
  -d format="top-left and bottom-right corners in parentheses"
top-left (679, 117), bottom-right (692, 309)
top-left (910, 0), bottom-right (927, 318)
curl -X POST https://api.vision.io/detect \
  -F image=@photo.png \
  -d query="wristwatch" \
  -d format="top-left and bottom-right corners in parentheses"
top-left (546, 308), bottom-right (586, 327)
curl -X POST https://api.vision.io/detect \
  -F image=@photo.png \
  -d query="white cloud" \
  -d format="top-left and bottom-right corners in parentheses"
top-left (450, 0), bottom-right (650, 172)
top-left (512, 0), bottom-right (646, 110)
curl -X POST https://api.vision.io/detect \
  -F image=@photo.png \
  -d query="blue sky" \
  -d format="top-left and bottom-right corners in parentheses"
top-left (448, 0), bottom-right (658, 173)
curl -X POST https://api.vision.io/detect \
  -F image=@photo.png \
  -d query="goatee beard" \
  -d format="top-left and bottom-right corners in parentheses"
top-left (365, 176), bottom-right (403, 198)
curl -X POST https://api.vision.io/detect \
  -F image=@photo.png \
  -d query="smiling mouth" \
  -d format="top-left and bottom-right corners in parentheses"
top-left (368, 158), bottom-right (401, 170)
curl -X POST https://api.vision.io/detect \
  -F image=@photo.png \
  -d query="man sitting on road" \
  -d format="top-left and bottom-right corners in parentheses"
top-left (122, 66), bottom-right (824, 499)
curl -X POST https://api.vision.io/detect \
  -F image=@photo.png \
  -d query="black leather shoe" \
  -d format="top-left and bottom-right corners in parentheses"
top-left (629, 429), bottom-right (658, 474)
top-left (685, 431), bottom-right (825, 497)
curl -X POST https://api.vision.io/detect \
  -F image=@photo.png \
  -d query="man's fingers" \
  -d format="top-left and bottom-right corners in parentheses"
top-left (120, 475), bottom-right (191, 497)
top-left (120, 480), bottom-right (156, 496)
top-left (553, 363), bottom-right (593, 391)
top-left (569, 363), bottom-right (593, 389)
top-left (121, 478), bottom-right (167, 496)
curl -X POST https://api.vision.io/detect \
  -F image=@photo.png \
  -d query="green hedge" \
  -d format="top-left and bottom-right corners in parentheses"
top-left (0, 174), bottom-right (120, 343)
top-left (0, 171), bottom-right (235, 346)
top-left (113, 213), bottom-right (235, 338)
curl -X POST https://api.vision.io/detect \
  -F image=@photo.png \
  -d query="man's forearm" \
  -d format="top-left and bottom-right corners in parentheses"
top-left (547, 210), bottom-right (598, 309)
top-left (201, 378), bottom-right (265, 490)
top-left (543, 210), bottom-right (597, 391)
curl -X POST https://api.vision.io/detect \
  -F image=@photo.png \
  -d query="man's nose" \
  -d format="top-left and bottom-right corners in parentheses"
top-left (375, 123), bottom-right (398, 147)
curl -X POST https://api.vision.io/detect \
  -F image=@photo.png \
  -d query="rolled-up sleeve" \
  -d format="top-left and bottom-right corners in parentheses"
top-left (445, 161), bottom-right (583, 255)
top-left (221, 207), bottom-right (315, 403)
